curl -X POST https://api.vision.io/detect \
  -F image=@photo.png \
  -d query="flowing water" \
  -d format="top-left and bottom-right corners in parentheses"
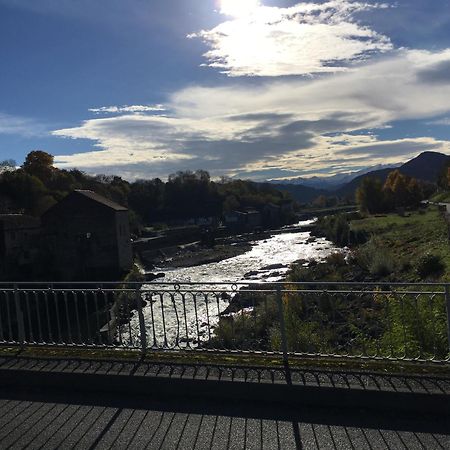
top-left (128, 221), bottom-right (340, 347)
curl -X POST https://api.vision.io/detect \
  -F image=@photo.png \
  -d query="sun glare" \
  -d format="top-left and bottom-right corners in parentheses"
top-left (220, 0), bottom-right (261, 18)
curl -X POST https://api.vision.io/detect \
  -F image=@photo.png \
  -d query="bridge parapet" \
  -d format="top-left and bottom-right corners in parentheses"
top-left (0, 281), bottom-right (449, 365)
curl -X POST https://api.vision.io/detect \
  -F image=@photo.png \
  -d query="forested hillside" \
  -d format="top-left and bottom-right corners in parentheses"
top-left (0, 151), bottom-right (295, 230)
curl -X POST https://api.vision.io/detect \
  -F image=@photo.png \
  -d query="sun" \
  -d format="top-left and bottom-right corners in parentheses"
top-left (219, 0), bottom-right (261, 18)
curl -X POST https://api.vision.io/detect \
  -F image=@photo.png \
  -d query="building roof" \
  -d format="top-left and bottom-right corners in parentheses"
top-left (42, 190), bottom-right (128, 217)
top-left (242, 208), bottom-right (260, 214)
top-left (73, 190), bottom-right (128, 211)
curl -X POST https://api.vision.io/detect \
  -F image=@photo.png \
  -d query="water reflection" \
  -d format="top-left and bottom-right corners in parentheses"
top-left (129, 222), bottom-right (339, 347)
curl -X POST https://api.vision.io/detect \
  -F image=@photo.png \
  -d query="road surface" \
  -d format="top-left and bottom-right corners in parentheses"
top-left (0, 386), bottom-right (448, 449)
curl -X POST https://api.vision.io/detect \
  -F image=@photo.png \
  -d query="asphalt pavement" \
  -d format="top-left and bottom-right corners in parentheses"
top-left (0, 386), bottom-right (448, 449)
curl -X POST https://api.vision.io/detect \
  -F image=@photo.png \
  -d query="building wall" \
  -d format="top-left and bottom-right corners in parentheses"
top-left (42, 195), bottom-right (132, 280)
top-left (0, 215), bottom-right (41, 279)
top-left (115, 210), bottom-right (133, 272)
top-left (245, 211), bottom-right (262, 229)
top-left (0, 216), bottom-right (40, 256)
top-left (263, 204), bottom-right (281, 227)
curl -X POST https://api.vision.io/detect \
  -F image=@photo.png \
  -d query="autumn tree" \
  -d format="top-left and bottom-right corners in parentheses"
top-left (313, 195), bottom-right (338, 208)
top-left (313, 195), bottom-right (328, 208)
top-left (437, 160), bottom-right (450, 191)
top-left (383, 170), bottom-right (423, 209)
top-left (357, 169), bottom-right (426, 215)
top-left (22, 150), bottom-right (55, 181)
top-left (407, 178), bottom-right (423, 207)
top-left (383, 170), bottom-right (406, 208)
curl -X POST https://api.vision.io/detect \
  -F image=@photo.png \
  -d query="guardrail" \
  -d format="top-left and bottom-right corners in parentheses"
top-left (0, 281), bottom-right (449, 364)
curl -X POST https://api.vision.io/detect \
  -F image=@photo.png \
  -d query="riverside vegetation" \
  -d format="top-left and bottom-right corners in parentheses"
top-left (2, 153), bottom-right (450, 360)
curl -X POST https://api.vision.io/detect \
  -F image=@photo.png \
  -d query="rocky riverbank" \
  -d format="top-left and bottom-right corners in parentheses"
top-left (149, 232), bottom-right (272, 269)
top-left (157, 242), bottom-right (252, 268)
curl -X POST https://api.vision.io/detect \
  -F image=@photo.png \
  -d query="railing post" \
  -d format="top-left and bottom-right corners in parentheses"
top-left (445, 285), bottom-right (450, 357)
top-left (276, 287), bottom-right (289, 365)
top-left (14, 284), bottom-right (25, 347)
top-left (136, 289), bottom-right (147, 354)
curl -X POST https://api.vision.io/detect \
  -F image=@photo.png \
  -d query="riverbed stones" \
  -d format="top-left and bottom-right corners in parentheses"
top-left (260, 263), bottom-right (285, 271)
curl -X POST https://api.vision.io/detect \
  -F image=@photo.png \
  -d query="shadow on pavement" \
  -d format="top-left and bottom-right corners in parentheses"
top-left (0, 386), bottom-right (448, 449)
top-left (1, 354), bottom-right (448, 394)
top-left (0, 382), bottom-right (448, 435)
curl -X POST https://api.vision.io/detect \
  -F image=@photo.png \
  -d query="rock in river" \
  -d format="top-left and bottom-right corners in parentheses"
top-left (260, 263), bottom-right (285, 271)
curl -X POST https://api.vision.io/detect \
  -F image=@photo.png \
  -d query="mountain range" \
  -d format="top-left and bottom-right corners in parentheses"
top-left (271, 151), bottom-right (450, 203)
top-left (270, 163), bottom-right (399, 190)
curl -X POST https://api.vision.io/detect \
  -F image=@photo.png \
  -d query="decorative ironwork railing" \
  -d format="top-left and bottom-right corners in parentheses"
top-left (0, 282), bottom-right (449, 363)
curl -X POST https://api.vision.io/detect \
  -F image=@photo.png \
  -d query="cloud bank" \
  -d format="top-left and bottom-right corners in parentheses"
top-left (88, 105), bottom-right (166, 115)
top-left (52, 48), bottom-right (450, 180)
top-left (0, 112), bottom-right (47, 138)
top-left (189, 0), bottom-right (393, 76)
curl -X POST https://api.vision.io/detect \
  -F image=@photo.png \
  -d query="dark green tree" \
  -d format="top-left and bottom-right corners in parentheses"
top-left (356, 177), bottom-right (385, 214)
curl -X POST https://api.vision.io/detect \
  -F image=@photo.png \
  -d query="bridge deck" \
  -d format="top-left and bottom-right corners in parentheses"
top-left (0, 355), bottom-right (448, 448)
top-left (0, 355), bottom-right (448, 395)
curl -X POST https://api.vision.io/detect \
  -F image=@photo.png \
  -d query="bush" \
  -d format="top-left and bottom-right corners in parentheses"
top-left (374, 291), bottom-right (448, 360)
top-left (314, 214), bottom-right (350, 246)
top-left (355, 237), bottom-right (397, 278)
top-left (348, 228), bottom-right (369, 245)
top-left (210, 295), bottom-right (278, 350)
top-left (333, 215), bottom-right (350, 246)
top-left (416, 253), bottom-right (445, 279)
top-left (325, 252), bottom-right (347, 267)
top-left (368, 251), bottom-right (395, 277)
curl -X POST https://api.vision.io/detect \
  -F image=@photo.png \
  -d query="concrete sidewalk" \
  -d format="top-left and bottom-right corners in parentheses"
top-left (0, 355), bottom-right (448, 415)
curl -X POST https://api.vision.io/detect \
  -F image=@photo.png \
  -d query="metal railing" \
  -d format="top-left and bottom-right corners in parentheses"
top-left (0, 281), bottom-right (449, 364)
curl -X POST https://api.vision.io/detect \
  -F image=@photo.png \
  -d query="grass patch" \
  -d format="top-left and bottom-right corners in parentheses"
top-left (1, 345), bottom-right (448, 377)
top-left (431, 192), bottom-right (450, 203)
top-left (350, 207), bottom-right (450, 281)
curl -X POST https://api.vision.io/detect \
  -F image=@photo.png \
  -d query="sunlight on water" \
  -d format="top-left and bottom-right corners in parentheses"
top-left (128, 223), bottom-right (339, 348)
top-left (156, 220), bottom-right (334, 284)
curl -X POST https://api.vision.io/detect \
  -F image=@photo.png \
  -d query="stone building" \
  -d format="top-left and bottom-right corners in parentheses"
top-left (0, 214), bottom-right (41, 279)
top-left (224, 209), bottom-right (262, 232)
top-left (263, 203), bottom-right (281, 228)
top-left (244, 209), bottom-right (262, 230)
top-left (41, 190), bottom-right (133, 280)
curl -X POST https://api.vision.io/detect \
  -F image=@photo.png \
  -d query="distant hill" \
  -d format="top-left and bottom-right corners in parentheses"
top-left (271, 183), bottom-right (328, 203)
top-left (266, 151), bottom-right (450, 203)
top-left (334, 167), bottom-right (393, 198)
top-left (400, 151), bottom-right (450, 180)
top-left (270, 163), bottom-right (398, 191)
top-left (335, 151), bottom-right (450, 199)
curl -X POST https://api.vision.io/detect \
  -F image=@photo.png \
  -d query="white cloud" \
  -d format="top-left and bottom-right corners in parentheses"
top-left (428, 117), bottom-right (450, 126)
top-left (53, 114), bottom-right (193, 167)
top-left (249, 134), bottom-right (449, 177)
top-left (189, 0), bottom-right (393, 76)
top-left (172, 48), bottom-right (450, 124)
top-left (0, 112), bottom-right (47, 137)
top-left (53, 49), bottom-right (450, 179)
top-left (88, 104), bottom-right (166, 114)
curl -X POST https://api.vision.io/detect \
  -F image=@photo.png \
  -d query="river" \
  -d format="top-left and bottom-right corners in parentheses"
top-left (128, 220), bottom-right (340, 347)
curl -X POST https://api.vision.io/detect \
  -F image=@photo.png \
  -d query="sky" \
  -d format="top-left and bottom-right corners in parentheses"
top-left (2, 0), bottom-right (450, 181)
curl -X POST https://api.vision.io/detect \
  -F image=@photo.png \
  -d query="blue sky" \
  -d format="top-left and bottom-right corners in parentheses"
top-left (2, 0), bottom-right (450, 180)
